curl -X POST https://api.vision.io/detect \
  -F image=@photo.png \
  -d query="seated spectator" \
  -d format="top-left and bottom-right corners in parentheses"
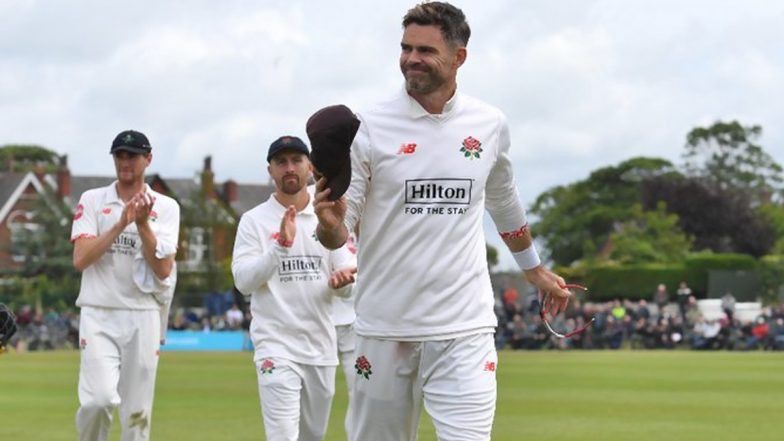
top-left (691, 317), bottom-right (722, 350)
top-left (766, 318), bottom-right (784, 351)
top-left (745, 317), bottom-right (769, 350)
top-left (225, 303), bottom-right (244, 330)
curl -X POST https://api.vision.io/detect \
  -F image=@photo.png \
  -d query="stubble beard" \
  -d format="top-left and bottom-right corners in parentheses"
top-left (279, 176), bottom-right (303, 195)
top-left (402, 65), bottom-right (445, 95)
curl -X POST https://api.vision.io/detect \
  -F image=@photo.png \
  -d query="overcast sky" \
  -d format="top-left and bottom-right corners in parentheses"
top-left (2, 0), bottom-right (782, 269)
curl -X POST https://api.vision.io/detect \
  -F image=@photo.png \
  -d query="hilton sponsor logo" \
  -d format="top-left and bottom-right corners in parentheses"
top-left (279, 256), bottom-right (322, 276)
top-left (405, 179), bottom-right (472, 205)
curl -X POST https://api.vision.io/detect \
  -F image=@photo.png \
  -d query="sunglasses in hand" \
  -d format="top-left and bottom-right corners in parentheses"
top-left (539, 283), bottom-right (595, 339)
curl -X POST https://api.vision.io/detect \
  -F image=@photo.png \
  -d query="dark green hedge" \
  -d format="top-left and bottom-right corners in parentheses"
top-left (556, 252), bottom-right (761, 302)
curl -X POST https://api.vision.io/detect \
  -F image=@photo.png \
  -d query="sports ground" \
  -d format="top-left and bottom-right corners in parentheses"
top-left (1, 350), bottom-right (781, 440)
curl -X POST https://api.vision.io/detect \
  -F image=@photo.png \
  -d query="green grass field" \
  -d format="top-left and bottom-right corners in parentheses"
top-left (1, 350), bottom-right (782, 440)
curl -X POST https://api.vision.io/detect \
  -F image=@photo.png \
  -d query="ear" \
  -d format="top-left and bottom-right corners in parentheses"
top-left (454, 46), bottom-right (467, 69)
top-left (146, 153), bottom-right (153, 165)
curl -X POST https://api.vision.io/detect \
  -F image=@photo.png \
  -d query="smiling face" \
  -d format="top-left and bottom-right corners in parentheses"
top-left (399, 23), bottom-right (465, 97)
top-left (267, 150), bottom-right (312, 196)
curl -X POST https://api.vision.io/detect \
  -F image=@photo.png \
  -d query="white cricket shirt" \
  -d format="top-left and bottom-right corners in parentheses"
top-left (345, 87), bottom-right (528, 339)
top-left (232, 189), bottom-right (355, 366)
top-left (70, 182), bottom-right (180, 310)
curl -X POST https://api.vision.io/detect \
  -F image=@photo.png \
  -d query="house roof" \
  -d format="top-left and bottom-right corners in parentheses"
top-left (0, 172), bottom-right (46, 223)
top-left (230, 183), bottom-right (274, 216)
top-left (0, 172), bottom-right (26, 208)
top-left (2, 169), bottom-right (274, 223)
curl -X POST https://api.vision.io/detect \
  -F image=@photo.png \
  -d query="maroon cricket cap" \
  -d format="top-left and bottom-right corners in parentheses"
top-left (306, 104), bottom-right (360, 201)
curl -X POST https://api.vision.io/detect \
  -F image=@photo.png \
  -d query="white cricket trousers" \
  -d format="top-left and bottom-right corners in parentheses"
top-left (336, 324), bottom-right (356, 440)
top-left (76, 307), bottom-right (161, 441)
top-left (255, 358), bottom-right (336, 441)
top-left (350, 332), bottom-right (497, 441)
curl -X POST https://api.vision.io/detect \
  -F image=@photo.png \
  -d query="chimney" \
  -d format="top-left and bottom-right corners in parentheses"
top-left (57, 154), bottom-right (71, 199)
top-left (201, 155), bottom-right (215, 199)
top-left (223, 179), bottom-right (238, 202)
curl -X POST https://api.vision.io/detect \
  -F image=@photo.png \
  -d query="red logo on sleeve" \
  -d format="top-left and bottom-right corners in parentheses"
top-left (73, 204), bottom-right (84, 220)
top-left (484, 361), bottom-right (496, 372)
top-left (102, 208), bottom-right (112, 214)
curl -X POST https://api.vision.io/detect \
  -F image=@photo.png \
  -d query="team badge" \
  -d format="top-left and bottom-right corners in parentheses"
top-left (149, 210), bottom-right (158, 222)
top-left (79, 338), bottom-right (87, 349)
top-left (460, 136), bottom-right (482, 159)
top-left (73, 204), bottom-right (84, 221)
top-left (484, 361), bottom-right (496, 372)
top-left (355, 355), bottom-right (373, 379)
top-left (260, 359), bottom-right (276, 374)
top-left (102, 208), bottom-right (112, 215)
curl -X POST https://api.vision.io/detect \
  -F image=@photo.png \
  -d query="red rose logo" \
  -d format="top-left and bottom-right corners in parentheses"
top-left (460, 136), bottom-right (483, 159)
top-left (355, 355), bottom-right (373, 379)
top-left (102, 208), bottom-right (112, 214)
top-left (260, 359), bottom-right (275, 374)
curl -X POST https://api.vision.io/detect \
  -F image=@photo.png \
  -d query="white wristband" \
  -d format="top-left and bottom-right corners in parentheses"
top-left (512, 244), bottom-right (541, 271)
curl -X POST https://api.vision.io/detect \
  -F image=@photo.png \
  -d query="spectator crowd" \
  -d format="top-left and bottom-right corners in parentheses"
top-left (495, 283), bottom-right (784, 351)
top-left (5, 284), bottom-right (784, 352)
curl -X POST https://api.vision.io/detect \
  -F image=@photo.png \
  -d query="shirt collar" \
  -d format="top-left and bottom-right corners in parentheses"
top-left (403, 85), bottom-right (461, 120)
top-left (106, 181), bottom-right (152, 205)
top-left (269, 187), bottom-right (315, 216)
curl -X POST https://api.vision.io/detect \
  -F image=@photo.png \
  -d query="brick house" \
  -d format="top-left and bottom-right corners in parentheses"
top-left (0, 156), bottom-right (274, 295)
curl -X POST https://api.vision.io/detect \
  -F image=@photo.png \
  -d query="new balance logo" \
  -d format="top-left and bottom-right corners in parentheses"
top-left (397, 143), bottom-right (417, 155)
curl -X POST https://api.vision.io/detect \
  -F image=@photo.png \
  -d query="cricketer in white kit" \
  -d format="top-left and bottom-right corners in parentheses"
top-left (71, 130), bottom-right (179, 441)
top-left (313, 3), bottom-right (573, 441)
top-left (232, 135), bottom-right (357, 441)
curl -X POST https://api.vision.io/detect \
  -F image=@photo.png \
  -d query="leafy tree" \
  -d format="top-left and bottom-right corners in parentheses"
top-left (683, 121), bottom-right (783, 201)
top-left (0, 144), bottom-right (61, 172)
top-left (759, 203), bottom-right (784, 254)
top-left (608, 202), bottom-right (693, 264)
top-left (642, 175), bottom-right (775, 257)
top-left (177, 186), bottom-right (235, 300)
top-left (4, 193), bottom-right (75, 279)
top-left (486, 243), bottom-right (499, 270)
top-left (530, 157), bottom-right (676, 266)
top-left (0, 191), bottom-right (80, 308)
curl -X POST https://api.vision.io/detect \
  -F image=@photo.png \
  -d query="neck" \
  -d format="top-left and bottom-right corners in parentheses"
top-left (116, 180), bottom-right (145, 202)
top-left (409, 82), bottom-right (457, 114)
top-left (274, 189), bottom-right (310, 212)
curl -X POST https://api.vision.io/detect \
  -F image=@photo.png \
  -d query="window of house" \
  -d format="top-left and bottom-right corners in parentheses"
top-left (183, 226), bottom-right (207, 270)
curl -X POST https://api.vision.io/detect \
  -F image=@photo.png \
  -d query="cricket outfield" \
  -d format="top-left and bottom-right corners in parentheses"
top-left (0, 350), bottom-right (781, 440)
